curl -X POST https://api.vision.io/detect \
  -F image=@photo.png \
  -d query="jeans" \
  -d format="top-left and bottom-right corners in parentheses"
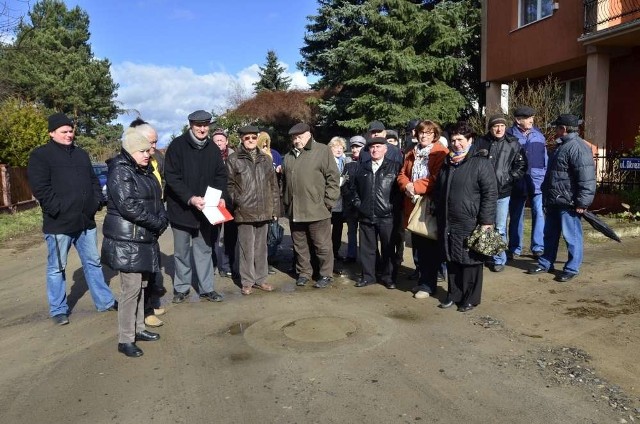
top-left (493, 196), bottom-right (510, 266)
top-left (508, 193), bottom-right (544, 255)
top-left (45, 229), bottom-right (115, 317)
top-left (538, 207), bottom-right (583, 275)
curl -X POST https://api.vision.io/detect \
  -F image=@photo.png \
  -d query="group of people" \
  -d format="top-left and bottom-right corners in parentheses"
top-left (27, 106), bottom-right (596, 358)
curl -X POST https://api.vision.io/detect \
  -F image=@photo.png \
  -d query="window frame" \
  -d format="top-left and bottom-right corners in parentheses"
top-left (518, 0), bottom-right (554, 28)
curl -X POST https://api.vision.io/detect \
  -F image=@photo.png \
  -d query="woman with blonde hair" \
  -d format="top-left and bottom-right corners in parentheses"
top-left (327, 136), bottom-right (351, 274)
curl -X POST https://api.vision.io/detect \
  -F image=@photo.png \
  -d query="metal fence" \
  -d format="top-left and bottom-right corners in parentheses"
top-left (584, 0), bottom-right (640, 34)
top-left (594, 152), bottom-right (640, 193)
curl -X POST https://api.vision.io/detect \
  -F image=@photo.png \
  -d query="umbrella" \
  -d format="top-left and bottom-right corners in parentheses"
top-left (582, 210), bottom-right (621, 243)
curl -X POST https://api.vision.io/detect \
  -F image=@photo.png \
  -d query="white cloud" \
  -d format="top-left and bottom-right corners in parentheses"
top-left (112, 61), bottom-right (310, 147)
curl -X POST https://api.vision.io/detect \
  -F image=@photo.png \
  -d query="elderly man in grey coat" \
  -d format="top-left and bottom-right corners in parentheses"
top-left (282, 123), bottom-right (340, 288)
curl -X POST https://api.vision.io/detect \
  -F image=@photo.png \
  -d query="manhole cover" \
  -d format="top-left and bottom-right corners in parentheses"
top-left (282, 317), bottom-right (357, 343)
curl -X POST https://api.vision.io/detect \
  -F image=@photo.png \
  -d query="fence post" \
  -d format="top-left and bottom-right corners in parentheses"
top-left (0, 164), bottom-right (10, 208)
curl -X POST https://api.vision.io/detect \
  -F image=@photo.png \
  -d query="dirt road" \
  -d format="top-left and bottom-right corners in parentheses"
top-left (0, 217), bottom-right (638, 423)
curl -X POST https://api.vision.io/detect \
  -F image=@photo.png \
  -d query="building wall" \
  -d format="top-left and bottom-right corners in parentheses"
top-left (485, 0), bottom-right (587, 81)
top-left (606, 47), bottom-right (640, 152)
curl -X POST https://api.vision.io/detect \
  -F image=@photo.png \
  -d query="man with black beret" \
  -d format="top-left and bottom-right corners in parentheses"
top-left (282, 122), bottom-right (340, 288)
top-left (164, 109), bottom-right (228, 303)
top-left (475, 113), bottom-right (528, 272)
top-left (528, 114), bottom-right (595, 282)
top-left (507, 105), bottom-right (547, 260)
top-left (27, 112), bottom-right (118, 325)
top-left (349, 137), bottom-right (402, 289)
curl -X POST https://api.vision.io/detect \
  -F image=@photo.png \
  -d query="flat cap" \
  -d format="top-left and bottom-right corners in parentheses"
top-left (487, 114), bottom-right (508, 127)
top-left (513, 106), bottom-right (536, 118)
top-left (187, 110), bottom-right (212, 122)
top-left (551, 114), bottom-right (580, 127)
top-left (238, 125), bottom-right (260, 135)
top-left (288, 122), bottom-right (311, 135)
top-left (386, 129), bottom-right (399, 140)
top-left (211, 128), bottom-right (228, 138)
top-left (367, 137), bottom-right (387, 146)
top-left (48, 112), bottom-right (74, 132)
top-left (349, 135), bottom-right (366, 147)
top-left (368, 121), bottom-right (385, 132)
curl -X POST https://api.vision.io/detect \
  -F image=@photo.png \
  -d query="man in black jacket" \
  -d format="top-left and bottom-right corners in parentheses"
top-left (350, 137), bottom-right (402, 289)
top-left (27, 112), bottom-right (117, 326)
top-left (475, 114), bottom-right (527, 272)
top-left (164, 110), bottom-right (228, 303)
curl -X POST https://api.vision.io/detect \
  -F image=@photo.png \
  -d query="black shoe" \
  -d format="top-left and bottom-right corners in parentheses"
top-left (52, 314), bottom-right (69, 326)
top-left (200, 291), bottom-right (223, 302)
top-left (105, 300), bottom-right (118, 311)
top-left (354, 279), bottom-right (372, 288)
top-left (532, 250), bottom-right (544, 259)
top-left (527, 266), bottom-right (548, 275)
top-left (438, 300), bottom-right (455, 309)
top-left (490, 264), bottom-right (505, 272)
top-left (118, 342), bottom-right (143, 357)
top-left (219, 271), bottom-right (233, 278)
top-left (268, 265), bottom-right (276, 275)
top-left (408, 270), bottom-right (419, 280)
top-left (136, 330), bottom-right (160, 342)
top-left (172, 290), bottom-right (190, 303)
top-left (457, 304), bottom-right (475, 312)
top-left (295, 276), bottom-right (309, 286)
top-left (556, 272), bottom-right (576, 283)
top-left (385, 282), bottom-right (396, 290)
top-left (313, 276), bottom-right (332, 288)
top-left (333, 267), bottom-right (345, 276)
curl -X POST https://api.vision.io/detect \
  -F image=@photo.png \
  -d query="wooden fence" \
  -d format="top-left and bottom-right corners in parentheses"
top-left (0, 165), bottom-right (37, 212)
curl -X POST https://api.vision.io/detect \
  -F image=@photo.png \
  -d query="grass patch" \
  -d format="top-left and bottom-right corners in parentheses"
top-left (0, 207), bottom-right (42, 245)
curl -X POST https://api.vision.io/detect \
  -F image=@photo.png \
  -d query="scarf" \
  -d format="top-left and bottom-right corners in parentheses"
top-left (335, 155), bottom-right (346, 173)
top-left (189, 130), bottom-right (208, 149)
top-left (449, 146), bottom-right (471, 166)
top-left (411, 143), bottom-right (433, 181)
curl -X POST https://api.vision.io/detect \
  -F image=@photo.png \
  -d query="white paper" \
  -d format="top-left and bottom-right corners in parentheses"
top-left (202, 186), bottom-right (224, 224)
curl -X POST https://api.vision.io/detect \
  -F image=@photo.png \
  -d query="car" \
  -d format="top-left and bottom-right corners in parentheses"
top-left (92, 163), bottom-right (108, 204)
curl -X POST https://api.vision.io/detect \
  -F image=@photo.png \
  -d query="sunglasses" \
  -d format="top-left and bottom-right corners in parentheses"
top-left (242, 135), bottom-right (258, 141)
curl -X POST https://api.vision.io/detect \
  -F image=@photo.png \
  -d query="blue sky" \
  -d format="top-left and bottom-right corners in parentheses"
top-left (6, 0), bottom-right (321, 145)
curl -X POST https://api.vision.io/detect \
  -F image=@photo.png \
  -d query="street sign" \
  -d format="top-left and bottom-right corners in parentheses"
top-left (620, 157), bottom-right (640, 171)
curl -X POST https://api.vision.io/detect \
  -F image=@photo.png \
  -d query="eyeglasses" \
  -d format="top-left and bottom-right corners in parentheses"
top-left (242, 135), bottom-right (258, 141)
top-left (419, 131), bottom-right (435, 136)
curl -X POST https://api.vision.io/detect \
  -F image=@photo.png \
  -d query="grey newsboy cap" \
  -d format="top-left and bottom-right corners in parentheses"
top-left (349, 135), bottom-right (366, 147)
top-left (368, 121), bottom-right (385, 132)
top-left (187, 110), bottom-right (212, 122)
top-left (238, 125), bottom-right (260, 135)
top-left (513, 106), bottom-right (536, 118)
top-left (288, 122), bottom-right (311, 135)
top-left (367, 136), bottom-right (387, 146)
top-left (551, 114), bottom-right (580, 127)
top-left (386, 129), bottom-right (399, 140)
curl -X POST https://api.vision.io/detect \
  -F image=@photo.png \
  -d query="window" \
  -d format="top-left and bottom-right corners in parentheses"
top-left (561, 78), bottom-right (585, 118)
top-left (520, 0), bottom-right (554, 27)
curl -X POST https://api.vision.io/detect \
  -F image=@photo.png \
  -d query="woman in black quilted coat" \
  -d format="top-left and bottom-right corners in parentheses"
top-left (101, 128), bottom-right (168, 357)
top-left (433, 122), bottom-right (497, 312)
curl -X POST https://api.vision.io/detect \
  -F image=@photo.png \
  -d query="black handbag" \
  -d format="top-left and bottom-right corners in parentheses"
top-left (267, 220), bottom-right (284, 248)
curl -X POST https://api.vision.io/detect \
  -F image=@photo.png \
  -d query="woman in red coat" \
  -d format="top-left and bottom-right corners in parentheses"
top-left (397, 120), bottom-right (449, 299)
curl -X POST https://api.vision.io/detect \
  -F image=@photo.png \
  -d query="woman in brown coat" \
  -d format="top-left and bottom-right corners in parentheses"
top-left (397, 120), bottom-right (449, 299)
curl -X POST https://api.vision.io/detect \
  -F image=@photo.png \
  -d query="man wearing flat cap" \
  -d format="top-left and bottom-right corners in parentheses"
top-left (528, 114), bottom-right (595, 282)
top-left (507, 106), bottom-right (547, 260)
top-left (282, 122), bottom-right (340, 288)
top-left (475, 113), bottom-right (527, 272)
top-left (360, 121), bottom-right (403, 164)
top-left (349, 137), bottom-right (403, 289)
top-left (28, 112), bottom-right (117, 325)
top-left (164, 109), bottom-right (228, 303)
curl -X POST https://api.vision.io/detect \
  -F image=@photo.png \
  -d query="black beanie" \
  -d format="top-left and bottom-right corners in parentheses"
top-left (48, 113), bottom-right (74, 132)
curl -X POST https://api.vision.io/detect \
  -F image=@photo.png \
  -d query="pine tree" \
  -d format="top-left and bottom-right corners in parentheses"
top-left (297, 0), bottom-right (481, 131)
top-left (0, 0), bottom-right (119, 136)
top-left (253, 50), bottom-right (292, 93)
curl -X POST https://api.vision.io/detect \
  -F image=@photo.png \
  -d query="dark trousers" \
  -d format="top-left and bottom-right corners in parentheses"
top-left (359, 217), bottom-right (395, 284)
top-left (446, 262), bottom-right (483, 306)
top-left (331, 212), bottom-right (345, 258)
top-left (291, 218), bottom-right (334, 279)
top-left (412, 234), bottom-right (441, 294)
top-left (143, 270), bottom-right (164, 316)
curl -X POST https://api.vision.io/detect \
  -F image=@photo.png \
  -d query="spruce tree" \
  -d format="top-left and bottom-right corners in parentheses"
top-left (253, 50), bottom-right (292, 93)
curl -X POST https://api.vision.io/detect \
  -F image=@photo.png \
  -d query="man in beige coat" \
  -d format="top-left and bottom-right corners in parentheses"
top-left (282, 123), bottom-right (340, 288)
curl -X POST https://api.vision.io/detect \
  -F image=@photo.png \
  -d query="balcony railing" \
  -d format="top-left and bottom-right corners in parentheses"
top-left (584, 0), bottom-right (640, 34)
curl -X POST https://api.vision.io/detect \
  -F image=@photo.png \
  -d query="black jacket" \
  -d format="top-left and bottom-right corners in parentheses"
top-left (475, 133), bottom-right (527, 198)
top-left (542, 132), bottom-right (596, 209)
top-left (434, 147), bottom-right (497, 265)
top-left (27, 140), bottom-right (102, 234)
top-left (164, 131), bottom-right (228, 229)
top-left (341, 160), bottom-right (360, 219)
top-left (349, 158), bottom-right (402, 223)
top-left (101, 151), bottom-right (168, 273)
top-left (226, 145), bottom-right (280, 223)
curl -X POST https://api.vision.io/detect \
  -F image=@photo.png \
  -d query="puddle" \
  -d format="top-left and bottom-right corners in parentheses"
top-left (226, 322), bottom-right (253, 335)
